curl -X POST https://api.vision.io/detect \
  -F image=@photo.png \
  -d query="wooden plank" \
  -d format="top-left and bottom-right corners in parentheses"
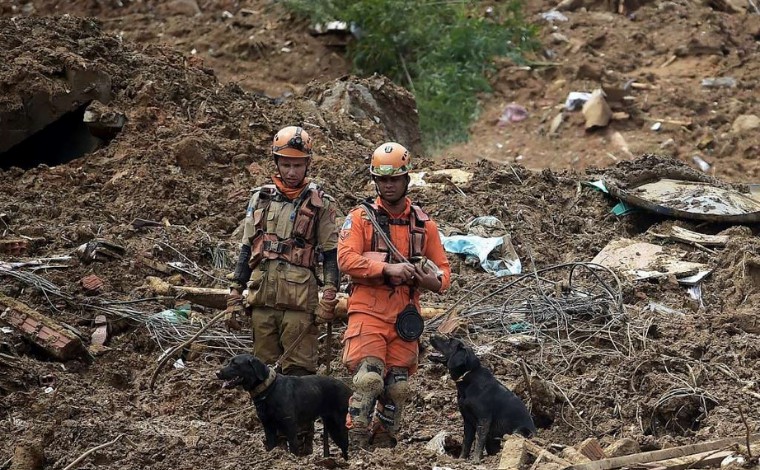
top-left (499, 435), bottom-right (529, 470)
top-left (650, 449), bottom-right (734, 470)
top-left (578, 438), bottom-right (607, 461)
top-left (670, 226), bottom-right (729, 247)
top-left (568, 435), bottom-right (760, 470)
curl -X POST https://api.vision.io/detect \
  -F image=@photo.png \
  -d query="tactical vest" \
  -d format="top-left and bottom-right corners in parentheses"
top-left (360, 200), bottom-right (429, 263)
top-left (248, 183), bottom-right (324, 270)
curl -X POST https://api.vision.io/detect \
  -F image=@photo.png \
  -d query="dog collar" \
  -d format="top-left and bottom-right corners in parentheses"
top-left (250, 366), bottom-right (277, 399)
top-left (453, 370), bottom-right (470, 382)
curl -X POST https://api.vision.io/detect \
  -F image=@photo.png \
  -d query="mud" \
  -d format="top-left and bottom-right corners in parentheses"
top-left (1, 3), bottom-right (760, 470)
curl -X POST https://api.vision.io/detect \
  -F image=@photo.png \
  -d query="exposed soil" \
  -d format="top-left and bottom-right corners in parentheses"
top-left (1, 1), bottom-right (760, 470)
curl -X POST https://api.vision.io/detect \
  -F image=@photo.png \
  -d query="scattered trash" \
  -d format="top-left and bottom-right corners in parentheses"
top-left (498, 103), bottom-right (529, 126)
top-left (660, 138), bottom-right (676, 149)
top-left (565, 91), bottom-right (592, 111)
top-left (721, 455), bottom-right (745, 467)
top-left (647, 302), bottom-right (687, 316)
top-left (173, 358), bottom-right (186, 369)
top-left (1, 327), bottom-right (12, 334)
top-left (650, 122), bottom-right (662, 131)
top-left (425, 430), bottom-right (449, 455)
top-left (76, 238), bottom-right (126, 264)
top-left (582, 89), bottom-right (612, 130)
top-left (152, 306), bottom-right (190, 324)
top-left (692, 155), bottom-right (711, 172)
top-left (700, 77), bottom-right (737, 88)
top-left (440, 217), bottom-right (520, 276)
top-left (44, 386), bottom-right (55, 394)
top-left (591, 238), bottom-right (709, 282)
top-left (608, 178), bottom-right (760, 223)
top-left (611, 201), bottom-right (637, 216)
top-left (539, 9), bottom-right (569, 21)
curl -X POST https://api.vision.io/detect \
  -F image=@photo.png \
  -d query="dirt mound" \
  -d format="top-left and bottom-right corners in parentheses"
top-left (2, 11), bottom-right (760, 470)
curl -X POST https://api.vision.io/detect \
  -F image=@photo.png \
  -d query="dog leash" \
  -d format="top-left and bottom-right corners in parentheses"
top-left (271, 320), bottom-right (314, 371)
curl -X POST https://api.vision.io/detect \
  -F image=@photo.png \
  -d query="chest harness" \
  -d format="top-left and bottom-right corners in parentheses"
top-left (248, 184), bottom-right (324, 270)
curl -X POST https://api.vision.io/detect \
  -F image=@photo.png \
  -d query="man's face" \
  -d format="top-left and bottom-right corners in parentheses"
top-left (374, 174), bottom-right (408, 204)
top-left (277, 156), bottom-right (308, 187)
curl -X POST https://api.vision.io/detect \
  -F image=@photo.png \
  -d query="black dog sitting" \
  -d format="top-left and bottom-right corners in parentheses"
top-left (429, 335), bottom-right (536, 463)
top-left (217, 354), bottom-right (352, 459)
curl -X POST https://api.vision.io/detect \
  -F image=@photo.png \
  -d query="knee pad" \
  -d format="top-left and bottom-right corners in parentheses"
top-left (385, 367), bottom-right (410, 405)
top-left (352, 357), bottom-right (385, 396)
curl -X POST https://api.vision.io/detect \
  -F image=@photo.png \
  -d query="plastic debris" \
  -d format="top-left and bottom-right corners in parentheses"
top-left (539, 10), bottom-right (569, 21)
top-left (692, 155), bottom-right (711, 172)
top-left (498, 103), bottom-right (529, 125)
top-left (701, 77), bottom-right (737, 88)
top-left (425, 431), bottom-right (448, 455)
top-left (650, 122), bottom-right (662, 131)
top-left (441, 216), bottom-right (521, 276)
top-left (565, 91), bottom-right (592, 111)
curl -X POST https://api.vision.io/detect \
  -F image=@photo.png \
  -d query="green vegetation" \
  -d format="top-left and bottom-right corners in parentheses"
top-left (283, 0), bottom-right (537, 151)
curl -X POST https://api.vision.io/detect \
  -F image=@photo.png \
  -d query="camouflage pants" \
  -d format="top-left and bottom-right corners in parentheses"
top-left (250, 307), bottom-right (317, 375)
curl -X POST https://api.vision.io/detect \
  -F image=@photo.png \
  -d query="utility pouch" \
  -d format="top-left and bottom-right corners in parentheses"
top-left (395, 303), bottom-right (424, 342)
top-left (248, 232), bottom-right (264, 269)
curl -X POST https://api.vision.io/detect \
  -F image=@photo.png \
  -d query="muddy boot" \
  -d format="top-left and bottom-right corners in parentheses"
top-left (297, 422), bottom-right (315, 456)
top-left (368, 420), bottom-right (397, 449)
top-left (348, 426), bottom-right (370, 452)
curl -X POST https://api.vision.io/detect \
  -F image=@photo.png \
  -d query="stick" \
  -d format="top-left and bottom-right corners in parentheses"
top-left (323, 321), bottom-right (333, 458)
top-left (61, 434), bottom-right (125, 470)
top-left (738, 406), bottom-right (753, 459)
top-left (1, 457), bottom-right (11, 470)
top-left (748, 0), bottom-right (760, 14)
top-left (149, 310), bottom-right (226, 392)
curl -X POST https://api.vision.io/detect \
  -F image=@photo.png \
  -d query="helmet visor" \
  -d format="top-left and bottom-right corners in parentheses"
top-left (370, 163), bottom-right (411, 176)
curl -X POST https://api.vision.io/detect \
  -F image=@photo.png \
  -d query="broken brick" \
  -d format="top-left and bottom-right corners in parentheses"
top-left (0, 238), bottom-right (28, 256)
top-left (81, 274), bottom-right (104, 293)
top-left (0, 293), bottom-right (88, 361)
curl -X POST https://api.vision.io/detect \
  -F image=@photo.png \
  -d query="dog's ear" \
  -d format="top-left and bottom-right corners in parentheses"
top-left (248, 357), bottom-right (270, 382)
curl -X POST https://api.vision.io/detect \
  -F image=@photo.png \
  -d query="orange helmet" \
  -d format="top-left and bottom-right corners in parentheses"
top-left (370, 142), bottom-right (412, 176)
top-left (272, 126), bottom-right (312, 158)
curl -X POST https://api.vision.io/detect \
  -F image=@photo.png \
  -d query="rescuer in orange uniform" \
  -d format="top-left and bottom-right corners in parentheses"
top-left (338, 142), bottom-right (451, 449)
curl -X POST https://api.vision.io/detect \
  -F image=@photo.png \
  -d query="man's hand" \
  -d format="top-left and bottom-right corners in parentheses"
top-left (225, 291), bottom-right (245, 331)
top-left (413, 263), bottom-right (442, 293)
top-left (383, 263), bottom-right (415, 286)
top-left (315, 287), bottom-right (339, 323)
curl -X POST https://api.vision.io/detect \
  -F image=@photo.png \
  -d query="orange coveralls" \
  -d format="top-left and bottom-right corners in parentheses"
top-left (338, 196), bottom-right (451, 374)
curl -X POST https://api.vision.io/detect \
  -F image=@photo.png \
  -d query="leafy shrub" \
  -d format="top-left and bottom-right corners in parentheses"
top-left (284, 0), bottom-right (537, 150)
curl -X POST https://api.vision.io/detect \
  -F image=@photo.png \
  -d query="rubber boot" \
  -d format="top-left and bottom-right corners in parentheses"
top-left (368, 419), bottom-right (397, 449)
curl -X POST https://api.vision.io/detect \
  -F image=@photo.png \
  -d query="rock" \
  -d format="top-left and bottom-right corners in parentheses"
top-left (604, 437), bottom-right (641, 457)
top-left (174, 136), bottom-right (211, 170)
top-left (731, 114), bottom-right (760, 134)
top-left (550, 32), bottom-right (570, 44)
top-left (157, 0), bottom-right (201, 16)
top-left (582, 89), bottom-right (612, 130)
top-left (10, 441), bottom-right (44, 470)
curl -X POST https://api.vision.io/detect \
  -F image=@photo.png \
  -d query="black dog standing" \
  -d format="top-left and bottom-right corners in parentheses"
top-left (217, 354), bottom-right (352, 459)
top-left (430, 335), bottom-right (536, 463)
